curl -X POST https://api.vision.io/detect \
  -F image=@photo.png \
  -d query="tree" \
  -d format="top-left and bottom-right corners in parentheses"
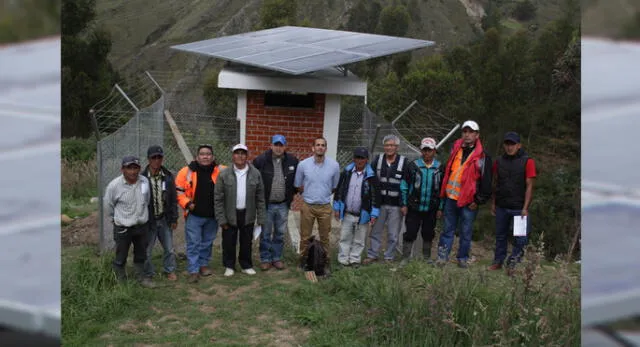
top-left (512, 0), bottom-right (537, 21)
top-left (259, 0), bottom-right (297, 29)
top-left (61, 0), bottom-right (119, 138)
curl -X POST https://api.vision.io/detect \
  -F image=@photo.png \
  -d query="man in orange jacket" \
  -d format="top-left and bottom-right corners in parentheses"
top-left (436, 120), bottom-right (492, 268)
top-left (175, 144), bottom-right (226, 283)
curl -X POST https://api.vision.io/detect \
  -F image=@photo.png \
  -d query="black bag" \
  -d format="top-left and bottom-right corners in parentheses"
top-left (302, 235), bottom-right (328, 278)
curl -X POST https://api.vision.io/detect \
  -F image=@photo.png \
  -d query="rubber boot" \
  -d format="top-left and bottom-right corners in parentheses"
top-left (113, 266), bottom-right (127, 283)
top-left (134, 263), bottom-right (156, 288)
top-left (423, 241), bottom-right (434, 264)
top-left (399, 241), bottom-right (413, 268)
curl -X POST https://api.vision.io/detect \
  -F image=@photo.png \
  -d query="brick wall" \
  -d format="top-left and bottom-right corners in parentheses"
top-left (245, 90), bottom-right (325, 162)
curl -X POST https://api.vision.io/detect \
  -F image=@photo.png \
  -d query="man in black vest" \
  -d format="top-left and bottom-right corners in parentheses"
top-left (364, 134), bottom-right (410, 264)
top-left (488, 132), bottom-right (537, 275)
top-left (253, 134), bottom-right (299, 271)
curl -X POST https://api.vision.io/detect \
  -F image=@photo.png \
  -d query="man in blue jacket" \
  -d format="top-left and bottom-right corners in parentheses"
top-left (333, 147), bottom-right (381, 267)
top-left (400, 137), bottom-right (443, 267)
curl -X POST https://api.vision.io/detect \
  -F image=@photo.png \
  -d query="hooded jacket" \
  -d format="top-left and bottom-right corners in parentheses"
top-left (333, 162), bottom-right (381, 224)
top-left (174, 160), bottom-right (226, 218)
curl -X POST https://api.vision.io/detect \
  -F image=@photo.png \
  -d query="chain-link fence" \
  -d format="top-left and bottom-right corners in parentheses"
top-left (91, 73), bottom-right (165, 251)
top-left (91, 69), bottom-right (459, 254)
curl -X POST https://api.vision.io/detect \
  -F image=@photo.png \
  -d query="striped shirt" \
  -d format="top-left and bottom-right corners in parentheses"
top-left (104, 175), bottom-right (150, 227)
top-left (149, 170), bottom-right (164, 217)
top-left (269, 156), bottom-right (286, 202)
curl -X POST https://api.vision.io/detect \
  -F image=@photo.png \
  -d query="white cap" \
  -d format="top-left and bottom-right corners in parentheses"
top-left (420, 137), bottom-right (437, 150)
top-left (462, 120), bottom-right (479, 131)
top-left (232, 144), bottom-right (248, 152)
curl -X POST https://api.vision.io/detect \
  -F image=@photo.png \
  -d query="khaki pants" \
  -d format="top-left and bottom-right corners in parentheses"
top-left (299, 201), bottom-right (332, 261)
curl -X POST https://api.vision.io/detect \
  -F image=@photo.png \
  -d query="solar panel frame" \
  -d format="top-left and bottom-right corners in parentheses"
top-left (581, 38), bottom-right (640, 331)
top-left (171, 26), bottom-right (435, 75)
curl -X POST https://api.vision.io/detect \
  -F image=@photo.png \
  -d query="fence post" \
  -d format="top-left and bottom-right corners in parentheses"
top-left (89, 109), bottom-right (107, 253)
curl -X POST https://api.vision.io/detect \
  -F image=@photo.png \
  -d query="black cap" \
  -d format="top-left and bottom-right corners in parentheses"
top-left (353, 147), bottom-right (369, 158)
top-left (503, 132), bottom-right (521, 144)
top-left (147, 145), bottom-right (164, 158)
top-left (122, 155), bottom-right (140, 167)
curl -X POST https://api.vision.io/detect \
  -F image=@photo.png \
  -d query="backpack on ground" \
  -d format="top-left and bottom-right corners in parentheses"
top-left (301, 235), bottom-right (328, 282)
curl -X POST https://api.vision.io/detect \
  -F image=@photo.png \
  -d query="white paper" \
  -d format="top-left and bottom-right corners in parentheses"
top-left (253, 225), bottom-right (262, 241)
top-left (513, 216), bottom-right (527, 236)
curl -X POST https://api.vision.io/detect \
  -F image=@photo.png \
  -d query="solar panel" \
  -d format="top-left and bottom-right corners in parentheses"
top-left (0, 37), bottom-right (60, 341)
top-left (582, 38), bottom-right (640, 334)
top-left (171, 26), bottom-right (435, 75)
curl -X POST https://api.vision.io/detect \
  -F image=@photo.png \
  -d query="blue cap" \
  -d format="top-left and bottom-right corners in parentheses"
top-left (504, 132), bottom-right (521, 144)
top-left (272, 134), bottom-right (286, 145)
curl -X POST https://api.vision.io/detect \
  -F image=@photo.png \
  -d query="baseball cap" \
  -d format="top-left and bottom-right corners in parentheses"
top-left (121, 155), bottom-right (140, 167)
top-left (420, 137), bottom-right (437, 150)
top-left (353, 147), bottom-right (369, 158)
top-left (462, 120), bottom-right (479, 131)
top-left (147, 145), bottom-right (164, 158)
top-left (232, 144), bottom-right (248, 152)
top-left (503, 131), bottom-right (521, 144)
top-left (272, 134), bottom-right (286, 145)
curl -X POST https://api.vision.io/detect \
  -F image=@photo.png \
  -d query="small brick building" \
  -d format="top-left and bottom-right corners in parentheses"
top-left (218, 64), bottom-right (367, 161)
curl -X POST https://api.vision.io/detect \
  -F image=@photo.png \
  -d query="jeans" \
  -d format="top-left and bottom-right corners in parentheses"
top-left (494, 206), bottom-right (530, 266)
top-left (144, 218), bottom-right (177, 276)
top-left (112, 223), bottom-right (148, 269)
top-left (260, 202), bottom-right (289, 263)
top-left (184, 214), bottom-right (218, 274)
top-left (367, 205), bottom-right (403, 260)
top-left (338, 213), bottom-right (368, 265)
top-left (437, 198), bottom-right (478, 262)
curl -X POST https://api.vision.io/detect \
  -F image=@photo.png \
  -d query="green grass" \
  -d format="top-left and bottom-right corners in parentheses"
top-left (62, 197), bottom-right (97, 219)
top-left (62, 243), bottom-right (580, 346)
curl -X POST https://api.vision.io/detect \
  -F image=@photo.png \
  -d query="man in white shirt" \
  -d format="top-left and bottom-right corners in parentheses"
top-left (103, 155), bottom-right (154, 288)
top-left (214, 144), bottom-right (266, 277)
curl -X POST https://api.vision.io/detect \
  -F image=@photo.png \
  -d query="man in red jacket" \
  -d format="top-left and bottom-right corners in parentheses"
top-left (436, 120), bottom-right (492, 268)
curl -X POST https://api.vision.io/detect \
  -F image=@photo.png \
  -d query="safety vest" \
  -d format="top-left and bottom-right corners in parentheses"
top-left (175, 165), bottom-right (224, 218)
top-left (376, 153), bottom-right (406, 205)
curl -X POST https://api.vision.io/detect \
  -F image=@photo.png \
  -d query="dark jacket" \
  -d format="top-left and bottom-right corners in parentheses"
top-left (401, 158), bottom-right (444, 212)
top-left (495, 148), bottom-right (530, 209)
top-left (333, 162), bottom-right (381, 224)
top-left (252, 149), bottom-right (299, 208)
top-left (141, 165), bottom-right (178, 225)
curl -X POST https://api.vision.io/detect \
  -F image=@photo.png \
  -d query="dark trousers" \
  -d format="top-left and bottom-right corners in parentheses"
top-left (222, 209), bottom-right (254, 270)
top-left (403, 209), bottom-right (437, 243)
top-left (112, 223), bottom-right (149, 269)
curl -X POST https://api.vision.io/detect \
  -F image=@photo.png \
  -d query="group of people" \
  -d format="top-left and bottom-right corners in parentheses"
top-left (103, 119), bottom-right (536, 287)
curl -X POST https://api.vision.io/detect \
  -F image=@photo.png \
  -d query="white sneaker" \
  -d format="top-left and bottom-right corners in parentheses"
top-left (242, 268), bottom-right (256, 275)
top-left (224, 268), bottom-right (234, 277)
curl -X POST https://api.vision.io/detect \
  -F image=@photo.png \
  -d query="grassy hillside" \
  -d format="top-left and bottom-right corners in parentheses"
top-left (94, 0), bottom-right (563, 100)
top-left (582, 0), bottom-right (640, 38)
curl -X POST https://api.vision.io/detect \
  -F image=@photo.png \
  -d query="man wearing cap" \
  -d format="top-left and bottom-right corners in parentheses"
top-left (252, 134), bottom-right (299, 271)
top-left (294, 137), bottom-right (341, 270)
top-left (103, 155), bottom-right (154, 288)
top-left (214, 144), bottom-right (266, 277)
top-left (399, 137), bottom-right (444, 267)
top-left (333, 147), bottom-right (381, 267)
top-left (488, 132), bottom-right (537, 275)
top-left (364, 134), bottom-right (410, 264)
top-left (436, 120), bottom-right (492, 268)
top-left (175, 144), bottom-right (226, 283)
top-left (141, 145), bottom-right (178, 281)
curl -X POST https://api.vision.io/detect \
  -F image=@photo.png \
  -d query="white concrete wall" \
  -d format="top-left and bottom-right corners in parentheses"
top-left (323, 94), bottom-right (341, 161)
